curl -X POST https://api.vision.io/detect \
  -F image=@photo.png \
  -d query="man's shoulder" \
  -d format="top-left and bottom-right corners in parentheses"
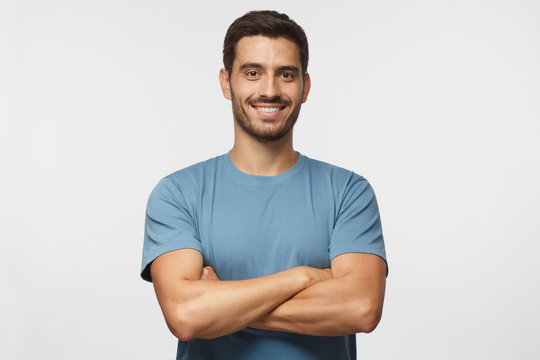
top-left (164, 154), bottom-right (226, 185)
top-left (303, 155), bottom-right (366, 183)
top-left (149, 154), bottom-right (226, 201)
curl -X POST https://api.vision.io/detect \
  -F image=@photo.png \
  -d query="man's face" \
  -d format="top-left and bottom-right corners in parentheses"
top-left (220, 35), bottom-right (311, 142)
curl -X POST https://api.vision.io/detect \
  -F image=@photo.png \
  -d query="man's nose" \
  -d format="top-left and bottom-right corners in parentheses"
top-left (258, 75), bottom-right (281, 99)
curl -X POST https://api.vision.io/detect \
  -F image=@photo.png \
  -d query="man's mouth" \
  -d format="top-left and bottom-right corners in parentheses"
top-left (251, 105), bottom-right (286, 114)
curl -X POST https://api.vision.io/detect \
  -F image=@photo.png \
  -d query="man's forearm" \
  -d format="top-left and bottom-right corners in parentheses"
top-left (154, 263), bottom-right (331, 341)
top-left (248, 260), bottom-right (386, 336)
top-left (247, 276), bottom-right (383, 336)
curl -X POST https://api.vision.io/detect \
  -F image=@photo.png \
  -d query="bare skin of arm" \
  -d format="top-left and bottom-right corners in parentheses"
top-left (150, 248), bottom-right (332, 341)
top-left (202, 253), bottom-right (386, 336)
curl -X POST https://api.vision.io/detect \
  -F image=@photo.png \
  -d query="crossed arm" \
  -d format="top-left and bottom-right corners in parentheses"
top-left (150, 248), bottom-right (386, 341)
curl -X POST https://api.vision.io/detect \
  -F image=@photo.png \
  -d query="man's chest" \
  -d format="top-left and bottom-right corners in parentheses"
top-left (196, 181), bottom-right (335, 280)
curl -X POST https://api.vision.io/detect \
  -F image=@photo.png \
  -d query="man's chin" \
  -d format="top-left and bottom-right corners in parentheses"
top-left (241, 124), bottom-right (293, 143)
top-left (247, 129), bottom-right (291, 143)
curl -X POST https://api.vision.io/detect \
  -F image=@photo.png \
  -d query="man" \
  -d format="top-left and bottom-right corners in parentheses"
top-left (141, 10), bottom-right (387, 360)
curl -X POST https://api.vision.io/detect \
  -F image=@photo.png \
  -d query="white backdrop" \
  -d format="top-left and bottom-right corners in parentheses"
top-left (2, 0), bottom-right (539, 359)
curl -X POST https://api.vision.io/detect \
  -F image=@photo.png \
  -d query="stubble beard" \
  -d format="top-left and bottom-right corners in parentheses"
top-left (231, 88), bottom-right (302, 143)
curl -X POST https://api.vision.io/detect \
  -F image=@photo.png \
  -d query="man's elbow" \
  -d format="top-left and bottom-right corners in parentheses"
top-left (353, 299), bottom-right (383, 334)
top-left (166, 306), bottom-right (200, 342)
top-left (170, 324), bottom-right (196, 342)
top-left (357, 317), bottom-right (380, 334)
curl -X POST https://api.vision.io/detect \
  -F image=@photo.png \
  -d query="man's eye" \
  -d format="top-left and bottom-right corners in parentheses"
top-left (247, 71), bottom-right (259, 77)
top-left (280, 72), bottom-right (294, 79)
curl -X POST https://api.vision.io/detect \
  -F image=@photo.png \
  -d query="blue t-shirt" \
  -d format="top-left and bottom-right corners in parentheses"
top-left (141, 152), bottom-right (387, 360)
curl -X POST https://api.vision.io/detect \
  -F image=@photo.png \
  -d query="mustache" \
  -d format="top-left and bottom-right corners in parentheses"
top-left (249, 97), bottom-right (291, 106)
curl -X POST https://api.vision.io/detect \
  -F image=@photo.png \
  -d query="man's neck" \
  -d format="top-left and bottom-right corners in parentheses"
top-left (229, 133), bottom-right (298, 176)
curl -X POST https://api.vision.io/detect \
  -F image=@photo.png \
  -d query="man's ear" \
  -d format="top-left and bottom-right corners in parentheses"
top-left (302, 73), bottom-right (311, 103)
top-left (219, 68), bottom-right (231, 100)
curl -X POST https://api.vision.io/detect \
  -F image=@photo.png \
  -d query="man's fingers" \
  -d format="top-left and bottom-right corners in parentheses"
top-left (320, 268), bottom-right (333, 281)
top-left (200, 266), bottom-right (220, 281)
top-left (201, 267), bottom-right (208, 280)
top-left (324, 268), bottom-right (333, 279)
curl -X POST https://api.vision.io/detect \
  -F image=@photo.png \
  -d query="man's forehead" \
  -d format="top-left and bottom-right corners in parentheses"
top-left (233, 35), bottom-right (301, 68)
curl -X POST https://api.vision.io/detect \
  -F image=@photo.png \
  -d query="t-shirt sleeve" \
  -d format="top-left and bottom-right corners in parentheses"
top-left (140, 177), bottom-right (203, 282)
top-left (329, 174), bottom-right (388, 275)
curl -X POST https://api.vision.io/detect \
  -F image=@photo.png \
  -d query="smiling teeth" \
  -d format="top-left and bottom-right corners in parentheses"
top-left (256, 107), bottom-right (280, 113)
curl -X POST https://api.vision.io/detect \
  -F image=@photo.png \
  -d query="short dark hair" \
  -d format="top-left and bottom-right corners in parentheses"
top-left (223, 10), bottom-right (309, 75)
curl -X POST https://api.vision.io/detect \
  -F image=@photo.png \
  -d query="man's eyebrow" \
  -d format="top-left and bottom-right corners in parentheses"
top-left (239, 63), bottom-right (264, 71)
top-left (277, 65), bottom-right (299, 73)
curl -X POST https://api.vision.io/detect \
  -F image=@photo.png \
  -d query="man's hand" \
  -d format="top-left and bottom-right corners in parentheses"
top-left (200, 266), bottom-right (220, 281)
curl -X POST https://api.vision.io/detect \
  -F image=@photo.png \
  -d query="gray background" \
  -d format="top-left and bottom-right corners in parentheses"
top-left (1, 0), bottom-right (539, 359)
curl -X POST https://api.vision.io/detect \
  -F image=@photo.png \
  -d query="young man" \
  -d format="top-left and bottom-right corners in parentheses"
top-left (141, 10), bottom-right (387, 360)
